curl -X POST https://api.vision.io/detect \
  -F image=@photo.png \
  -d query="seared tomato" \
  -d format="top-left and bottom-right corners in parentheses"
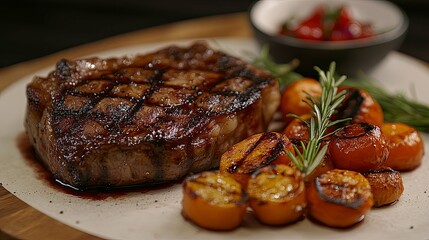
top-left (329, 123), bottom-right (389, 172)
top-left (219, 132), bottom-right (295, 187)
top-left (182, 171), bottom-right (247, 231)
top-left (362, 167), bottom-right (404, 207)
top-left (280, 78), bottom-right (321, 124)
top-left (381, 122), bottom-right (424, 171)
top-left (283, 114), bottom-right (311, 143)
top-left (334, 87), bottom-right (384, 127)
top-left (307, 169), bottom-right (373, 227)
top-left (305, 155), bottom-right (335, 183)
top-left (247, 164), bottom-right (306, 225)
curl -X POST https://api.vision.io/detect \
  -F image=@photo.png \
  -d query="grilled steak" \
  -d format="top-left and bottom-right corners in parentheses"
top-left (24, 42), bottom-right (280, 189)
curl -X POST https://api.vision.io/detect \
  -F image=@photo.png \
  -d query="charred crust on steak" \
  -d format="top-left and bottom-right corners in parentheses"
top-left (25, 41), bottom-right (280, 189)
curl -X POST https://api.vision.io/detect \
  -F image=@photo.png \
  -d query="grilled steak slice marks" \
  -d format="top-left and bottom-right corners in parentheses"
top-left (25, 42), bottom-right (280, 189)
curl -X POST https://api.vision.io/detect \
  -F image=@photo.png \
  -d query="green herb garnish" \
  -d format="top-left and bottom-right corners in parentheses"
top-left (286, 63), bottom-right (348, 176)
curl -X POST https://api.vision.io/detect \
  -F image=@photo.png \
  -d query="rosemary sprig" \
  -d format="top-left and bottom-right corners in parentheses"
top-left (286, 63), bottom-right (348, 176)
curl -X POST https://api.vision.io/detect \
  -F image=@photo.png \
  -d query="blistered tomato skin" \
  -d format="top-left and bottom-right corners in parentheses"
top-left (307, 169), bottom-right (373, 228)
top-left (381, 123), bottom-right (424, 171)
top-left (219, 132), bottom-right (295, 187)
top-left (247, 164), bottom-right (306, 225)
top-left (362, 167), bottom-right (404, 207)
top-left (182, 171), bottom-right (247, 231)
top-left (328, 123), bottom-right (389, 172)
top-left (335, 87), bottom-right (384, 127)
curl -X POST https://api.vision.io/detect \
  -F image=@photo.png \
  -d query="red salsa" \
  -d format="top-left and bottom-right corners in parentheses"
top-left (278, 5), bottom-right (375, 41)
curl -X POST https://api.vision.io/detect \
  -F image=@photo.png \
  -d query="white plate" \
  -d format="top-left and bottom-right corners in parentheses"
top-left (1, 38), bottom-right (428, 240)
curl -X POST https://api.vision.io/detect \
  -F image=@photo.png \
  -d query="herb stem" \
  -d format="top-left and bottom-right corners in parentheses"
top-left (286, 63), bottom-right (347, 176)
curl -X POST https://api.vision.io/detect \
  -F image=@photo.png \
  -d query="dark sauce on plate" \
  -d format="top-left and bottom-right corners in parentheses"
top-left (16, 132), bottom-right (181, 200)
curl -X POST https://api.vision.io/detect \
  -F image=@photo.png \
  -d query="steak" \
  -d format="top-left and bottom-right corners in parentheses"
top-left (24, 42), bottom-right (280, 190)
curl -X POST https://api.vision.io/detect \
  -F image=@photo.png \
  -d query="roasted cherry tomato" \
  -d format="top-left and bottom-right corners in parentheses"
top-left (328, 123), bottom-right (389, 172)
top-left (304, 155), bottom-right (335, 183)
top-left (283, 113), bottom-right (334, 149)
top-left (280, 78), bottom-right (321, 124)
top-left (381, 122), bottom-right (424, 171)
top-left (333, 86), bottom-right (384, 127)
top-left (362, 167), bottom-right (404, 207)
top-left (283, 114), bottom-right (311, 143)
top-left (182, 171), bottom-right (247, 231)
top-left (219, 132), bottom-right (295, 187)
top-left (247, 164), bottom-right (306, 225)
top-left (307, 169), bottom-right (373, 228)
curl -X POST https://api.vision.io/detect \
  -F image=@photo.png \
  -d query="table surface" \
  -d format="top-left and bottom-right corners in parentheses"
top-left (0, 12), bottom-right (251, 240)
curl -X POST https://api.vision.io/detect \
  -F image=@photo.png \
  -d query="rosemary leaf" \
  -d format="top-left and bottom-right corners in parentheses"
top-left (291, 62), bottom-right (346, 176)
top-left (307, 144), bottom-right (328, 175)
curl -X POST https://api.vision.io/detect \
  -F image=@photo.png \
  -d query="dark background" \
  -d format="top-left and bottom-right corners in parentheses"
top-left (1, 0), bottom-right (428, 68)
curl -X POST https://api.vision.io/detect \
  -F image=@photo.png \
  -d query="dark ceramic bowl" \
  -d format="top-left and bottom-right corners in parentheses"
top-left (249, 0), bottom-right (408, 77)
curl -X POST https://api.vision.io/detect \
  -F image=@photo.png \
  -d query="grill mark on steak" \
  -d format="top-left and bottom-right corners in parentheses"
top-left (25, 41), bottom-right (280, 189)
top-left (55, 59), bottom-right (73, 81)
top-left (115, 69), bottom-right (165, 132)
